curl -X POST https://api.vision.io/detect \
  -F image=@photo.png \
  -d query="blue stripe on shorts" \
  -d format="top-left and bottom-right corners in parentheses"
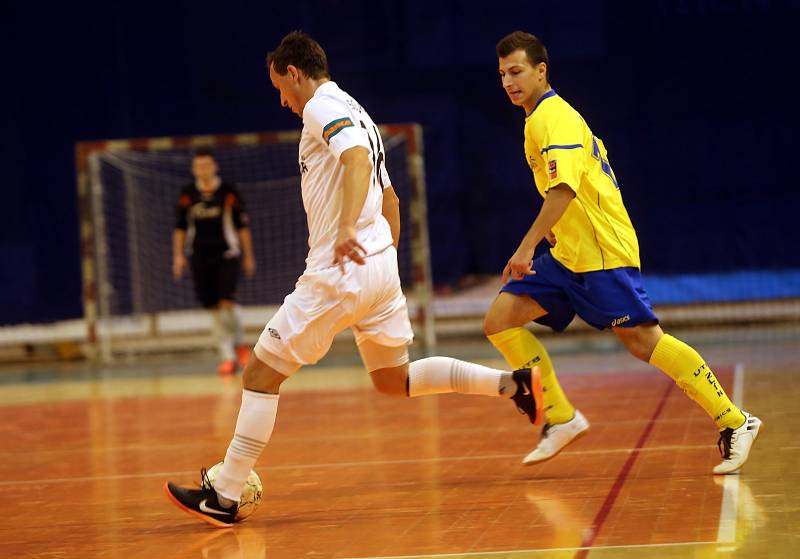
top-left (500, 252), bottom-right (658, 332)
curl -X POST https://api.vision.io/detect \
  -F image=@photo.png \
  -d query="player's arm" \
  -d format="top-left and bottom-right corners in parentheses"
top-left (173, 192), bottom-right (190, 279)
top-left (503, 183), bottom-right (575, 282)
top-left (334, 145), bottom-right (372, 270)
top-left (382, 185), bottom-right (400, 248)
top-left (238, 227), bottom-right (256, 277)
top-left (229, 188), bottom-right (256, 277)
top-left (172, 228), bottom-right (187, 279)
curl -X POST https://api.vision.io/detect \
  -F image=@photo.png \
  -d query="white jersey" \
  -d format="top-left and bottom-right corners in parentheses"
top-left (299, 81), bottom-right (394, 271)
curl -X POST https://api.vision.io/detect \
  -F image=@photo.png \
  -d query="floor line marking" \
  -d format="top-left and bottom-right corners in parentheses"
top-left (716, 362), bottom-right (744, 544)
top-left (339, 539), bottom-right (719, 559)
top-left (574, 380), bottom-right (675, 559)
top-left (0, 441), bottom-right (728, 487)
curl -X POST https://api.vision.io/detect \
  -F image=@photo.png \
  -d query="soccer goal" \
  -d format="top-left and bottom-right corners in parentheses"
top-left (76, 125), bottom-right (435, 362)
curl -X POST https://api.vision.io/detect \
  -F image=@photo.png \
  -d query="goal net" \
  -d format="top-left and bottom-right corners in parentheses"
top-left (76, 126), bottom-right (435, 361)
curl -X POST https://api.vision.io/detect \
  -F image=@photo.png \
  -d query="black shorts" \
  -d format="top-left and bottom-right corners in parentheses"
top-left (190, 254), bottom-right (241, 308)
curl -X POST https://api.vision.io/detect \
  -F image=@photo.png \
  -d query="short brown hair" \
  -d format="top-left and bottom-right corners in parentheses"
top-left (267, 31), bottom-right (330, 80)
top-left (496, 31), bottom-right (550, 82)
top-left (192, 146), bottom-right (216, 160)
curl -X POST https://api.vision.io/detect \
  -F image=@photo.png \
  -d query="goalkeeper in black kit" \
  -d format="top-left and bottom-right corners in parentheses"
top-left (173, 147), bottom-right (257, 376)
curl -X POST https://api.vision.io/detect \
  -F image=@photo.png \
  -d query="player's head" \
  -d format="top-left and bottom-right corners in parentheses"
top-left (496, 31), bottom-right (550, 112)
top-left (191, 146), bottom-right (218, 182)
top-left (267, 31), bottom-right (330, 117)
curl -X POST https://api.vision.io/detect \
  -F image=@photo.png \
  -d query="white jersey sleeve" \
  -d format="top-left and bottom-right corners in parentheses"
top-left (303, 97), bottom-right (370, 160)
top-left (380, 161), bottom-right (392, 190)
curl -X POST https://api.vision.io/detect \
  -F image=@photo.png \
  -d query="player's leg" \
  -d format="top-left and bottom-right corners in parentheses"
top-left (613, 322), bottom-right (760, 474)
top-left (484, 291), bottom-right (576, 425)
top-left (217, 256), bottom-right (250, 370)
top-left (484, 294), bottom-right (589, 464)
top-left (191, 255), bottom-right (237, 374)
top-left (216, 299), bottom-right (242, 375)
top-left (483, 254), bottom-right (589, 464)
top-left (164, 350), bottom-right (293, 527)
top-left (484, 253), bottom-right (589, 446)
top-left (165, 274), bottom-right (352, 526)
top-left (362, 341), bottom-right (542, 423)
top-left (355, 247), bottom-right (542, 424)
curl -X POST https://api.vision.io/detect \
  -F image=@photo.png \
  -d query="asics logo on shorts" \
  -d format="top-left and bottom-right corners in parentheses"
top-left (611, 315), bottom-right (630, 327)
top-left (268, 328), bottom-right (281, 340)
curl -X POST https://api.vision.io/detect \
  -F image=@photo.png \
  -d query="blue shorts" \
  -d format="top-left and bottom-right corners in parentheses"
top-left (500, 252), bottom-right (658, 332)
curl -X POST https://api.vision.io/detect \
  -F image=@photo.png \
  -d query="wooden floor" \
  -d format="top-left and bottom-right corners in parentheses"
top-left (0, 334), bottom-right (797, 558)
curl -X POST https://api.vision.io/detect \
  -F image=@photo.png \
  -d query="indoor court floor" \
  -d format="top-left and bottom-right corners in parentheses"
top-left (0, 331), bottom-right (797, 558)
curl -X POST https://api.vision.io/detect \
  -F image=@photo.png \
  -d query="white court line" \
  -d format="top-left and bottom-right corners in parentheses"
top-left (0, 443), bottom-right (725, 487)
top-left (716, 362), bottom-right (744, 544)
top-left (339, 539), bottom-right (719, 559)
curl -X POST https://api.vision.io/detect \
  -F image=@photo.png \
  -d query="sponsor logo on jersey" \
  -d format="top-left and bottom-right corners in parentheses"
top-left (548, 159), bottom-right (558, 180)
top-left (191, 204), bottom-right (222, 220)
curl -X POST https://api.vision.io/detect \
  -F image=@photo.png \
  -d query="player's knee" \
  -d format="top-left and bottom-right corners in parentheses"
top-left (484, 293), bottom-right (541, 337)
top-left (242, 353), bottom-right (292, 394)
top-left (624, 341), bottom-right (650, 362)
top-left (483, 308), bottom-right (509, 337)
top-left (618, 334), bottom-right (655, 362)
top-left (616, 324), bottom-right (662, 362)
top-left (370, 367), bottom-right (408, 397)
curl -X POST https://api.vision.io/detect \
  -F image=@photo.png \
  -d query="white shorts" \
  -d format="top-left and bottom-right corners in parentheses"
top-left (255, 246), bottom-right (413, 374)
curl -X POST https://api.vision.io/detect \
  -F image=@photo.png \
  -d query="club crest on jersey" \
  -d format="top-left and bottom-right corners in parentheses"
top-left (548, 160), bottom-right (558, 180)
top-left (322, 117), bottom-right (354, 145)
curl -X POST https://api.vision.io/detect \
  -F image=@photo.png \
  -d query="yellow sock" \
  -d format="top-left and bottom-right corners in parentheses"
top-left (649, 334), bottom-right (745, 430)
top-left (487, 327), bottom-right (574, 424)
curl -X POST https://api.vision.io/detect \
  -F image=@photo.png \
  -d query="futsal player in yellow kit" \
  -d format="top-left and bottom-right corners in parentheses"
top-left (486, 31), bottom-right (761, 474)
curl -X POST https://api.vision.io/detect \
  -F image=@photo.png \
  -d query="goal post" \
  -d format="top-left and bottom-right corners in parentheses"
top-left (75, 125), bottom-right (435, 361)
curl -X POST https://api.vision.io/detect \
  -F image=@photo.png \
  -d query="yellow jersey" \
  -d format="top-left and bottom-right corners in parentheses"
top-left (524, 90), bottom-right (640, 272)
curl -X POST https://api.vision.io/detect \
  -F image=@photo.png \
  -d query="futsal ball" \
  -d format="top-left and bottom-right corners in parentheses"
top-left (205, 462), bottom-right (263, 521)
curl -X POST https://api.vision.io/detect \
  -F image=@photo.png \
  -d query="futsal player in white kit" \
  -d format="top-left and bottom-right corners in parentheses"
top-left (164, 31), bottom-right (543, 527)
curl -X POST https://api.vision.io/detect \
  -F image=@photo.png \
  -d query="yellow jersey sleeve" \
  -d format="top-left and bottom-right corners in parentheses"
top-left (528, 110), bottom-right (586, 194)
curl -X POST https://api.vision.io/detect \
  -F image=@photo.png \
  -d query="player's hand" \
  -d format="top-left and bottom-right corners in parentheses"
top-left (173, 254), bottom-right (187, 279)
top-left (502, 246), bottom-right (535, 283)
top-left (545, 230), bottom-right (557, 247)
top-left (333, 225), bottom-right (366, 272)
top-left (243, 254), bottom-right (256, 278)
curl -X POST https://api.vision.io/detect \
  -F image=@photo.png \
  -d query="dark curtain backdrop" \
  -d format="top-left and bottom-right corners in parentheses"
top-left (1, 0), bottom-right (796, 324)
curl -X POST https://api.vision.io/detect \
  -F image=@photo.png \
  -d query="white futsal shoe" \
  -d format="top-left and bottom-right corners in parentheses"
top-left (713, 411), bottom-right (762, 475)
top-left (522, 409), bottom-right (590, 465)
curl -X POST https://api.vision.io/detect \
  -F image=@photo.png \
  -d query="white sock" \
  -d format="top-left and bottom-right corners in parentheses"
top-left (230, 305), bottom-right (244, 347)
top-left (214, 390), bottom-right (278, 502)
top-left (408, 357), bottom-right (514, 398)
top-left (211, 309), bottom-right (235, 361)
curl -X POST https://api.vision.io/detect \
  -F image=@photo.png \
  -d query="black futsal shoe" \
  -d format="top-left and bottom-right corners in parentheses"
top-left (164, 468), bottom-right (238, 528)
top-left (510, 366), bottom-right (543, 426)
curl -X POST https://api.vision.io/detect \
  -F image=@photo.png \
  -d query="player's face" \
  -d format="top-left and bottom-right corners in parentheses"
top-left (192, 156), bottom-right (218, 182)
top-left (269, 63), bottom-right (304, 117)
top-left (498, 50), bottom-right (548, 113)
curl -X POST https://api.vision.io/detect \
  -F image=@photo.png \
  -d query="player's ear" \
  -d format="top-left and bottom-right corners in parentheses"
top-left (287, 64), bottom-right (301, 82)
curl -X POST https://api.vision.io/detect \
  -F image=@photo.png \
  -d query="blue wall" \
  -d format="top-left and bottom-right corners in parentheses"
top-left (1, 0), bottom-right (797, 325)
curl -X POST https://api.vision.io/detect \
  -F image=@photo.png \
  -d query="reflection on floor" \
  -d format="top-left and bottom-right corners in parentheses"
top-left (0, 336), bottom-right (796, 558)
